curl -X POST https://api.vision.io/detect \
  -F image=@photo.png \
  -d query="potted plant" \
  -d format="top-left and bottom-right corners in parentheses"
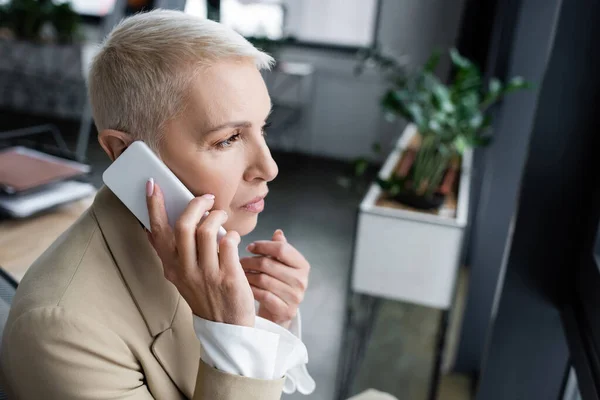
top-left (349, 49), bottom-right (529, 310)
top-left (0, 0), bottom-right (86, 119)
top-left (0, 0), bottom-right (80, 43)
top-left (376, 48), bottom-right (529, 211)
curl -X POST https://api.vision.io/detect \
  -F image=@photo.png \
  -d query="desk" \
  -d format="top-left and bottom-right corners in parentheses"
top-left (0, 196), bottom-right (94, 282)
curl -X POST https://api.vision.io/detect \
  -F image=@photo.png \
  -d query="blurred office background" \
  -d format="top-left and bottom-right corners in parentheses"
top-left (1, 1), bottom-right (599, 400)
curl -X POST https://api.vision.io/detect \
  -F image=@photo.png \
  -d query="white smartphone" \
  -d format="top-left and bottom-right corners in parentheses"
top-left (102, 141), bottom-right (227, 242)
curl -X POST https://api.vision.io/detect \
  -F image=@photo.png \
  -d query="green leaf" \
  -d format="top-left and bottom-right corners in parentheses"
top-left (353, 158), bottom-right (369, 177)
top-left (381, 90), bottom-right (402, 115)
top-left (460, 91), bottom-right (480, 110)
top-left (384, 112), bottom-right (397, 122)
top-left (424, 50), bottom-right (441, 73)
top-left (389, 184), bottom-right (402, 196)
top-left (481, 77), bottom-right (501, 107)
top-left (466, 134), bottom-right (492, 147)
top-left (481, 115), bottom-right (492, 130)
top-left (372, 142), bottom-right (382, 154)
top-left (376, 177), bottom-right (391, 190)
top-left (451, 65), bottom-right (482, 99)
top-left (503, 76), bottom-right (531, 93)
top-left (432, 85), bottom-right (454, 113)
top-left (489, 78), bottom-right (502, 97)
top-left (438, 143), bottom-right (450, 156)
top-left (428, 119), bottom-right (442, 133)
top-left (406, 103), bottom-right (426, 129)
top-left (454, 136), bottom-right (468, 155)
top-left (469, 112), bottom-right (484, 130)
top-left (450, 48), bottom-right (472, 70)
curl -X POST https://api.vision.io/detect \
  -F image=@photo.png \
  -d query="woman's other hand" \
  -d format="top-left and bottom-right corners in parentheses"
top-left (241, 229), bottom-right (310, 328)
top-left (145, 179), bottom-right (255, 327)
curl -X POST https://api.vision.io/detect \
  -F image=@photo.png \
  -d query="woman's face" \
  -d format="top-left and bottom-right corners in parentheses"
top-left (160, 59), bottom-right (278, 236)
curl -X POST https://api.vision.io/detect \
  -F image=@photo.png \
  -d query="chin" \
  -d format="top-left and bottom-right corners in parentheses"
top-left (226, 214), bottom-right (258, 237)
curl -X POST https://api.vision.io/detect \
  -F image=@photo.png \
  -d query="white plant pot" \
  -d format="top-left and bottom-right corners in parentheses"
top-left (351, 124), bottom-right (472, 310)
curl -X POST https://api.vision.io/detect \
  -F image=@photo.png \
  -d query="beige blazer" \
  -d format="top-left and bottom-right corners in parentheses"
top-left (0, 186), bottom-right (285, 399)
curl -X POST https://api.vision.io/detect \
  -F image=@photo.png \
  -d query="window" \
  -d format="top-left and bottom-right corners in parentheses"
top-left (220, 0), bottom-right (283, 39)
top-left (0, 0), bottom-right (116, 16)
top-left (219, 0), bottom-right (379, 47)
top-left (283, 0), bottom-right (378, 47)
top-left (56, 0), bottom-right (117, 16)
top-left (184, 0), bottom-right (208, 18)
top-left (0, 0), bottom-right (116, 17)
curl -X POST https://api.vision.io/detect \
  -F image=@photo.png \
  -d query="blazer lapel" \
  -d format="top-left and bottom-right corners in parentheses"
top-left (92, 186), bottom-right (200, 398)
top-left (152, 298), bottom-right (201, 399)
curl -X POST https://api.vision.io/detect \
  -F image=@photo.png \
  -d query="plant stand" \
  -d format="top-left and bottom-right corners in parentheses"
top-left (335, 124), bottom-right (472, 400)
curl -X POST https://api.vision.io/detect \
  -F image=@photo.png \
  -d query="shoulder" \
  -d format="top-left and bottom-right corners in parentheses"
top-left (1, 306), bottom-right (144, 399)
top-left (13, 209), bottom-right (101, 306)
top-left (3, 306), bottom-right (126, 348)
top-left (8, 210), bottom-right (136, 332)
top-left (1, 306), bottom-right (136, 378)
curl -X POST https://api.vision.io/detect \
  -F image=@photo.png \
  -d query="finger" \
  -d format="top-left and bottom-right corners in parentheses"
top-left (174, 194), bottom-right (215, 268)
top-left (246, 241), bottom-right (306, 269)
top-left (240, 256), bottom-right (302, 288)
top-left (219, 231), bottom-right (242, 275)
top-left (272, 229), bottom-right (287, 243)
top-left (196, 210), bottom-right (229, 272)
top-left (250, 285), bottom-right (296, 322)
top-left (246, 272), bottom-right (303, 306)
top-left (146, 180), bottom-right (174, 254)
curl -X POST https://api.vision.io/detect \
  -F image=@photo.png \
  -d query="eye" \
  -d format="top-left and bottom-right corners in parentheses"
top-left (216, 132), bottom-right (241, 149)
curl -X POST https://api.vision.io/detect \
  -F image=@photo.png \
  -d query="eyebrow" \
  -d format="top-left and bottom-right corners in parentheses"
top-left (203, 121), bottom-right (251, 136)
top-left (202, 105), bottom-right (274, 136)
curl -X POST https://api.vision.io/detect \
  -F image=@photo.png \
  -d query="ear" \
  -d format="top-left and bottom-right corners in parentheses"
top-left (98, 129), bottom-right (133, 161)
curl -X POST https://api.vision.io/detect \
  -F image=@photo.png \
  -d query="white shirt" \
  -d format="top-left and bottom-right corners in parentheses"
top-left (193, 310), bottom-right (316, 395)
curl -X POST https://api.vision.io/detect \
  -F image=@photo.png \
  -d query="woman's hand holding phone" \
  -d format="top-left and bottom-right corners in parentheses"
top-left (145, 179), bottom-right (255, 327)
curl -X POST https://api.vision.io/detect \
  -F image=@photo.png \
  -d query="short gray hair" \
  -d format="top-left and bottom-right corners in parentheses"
top-left (88, 9), bottom-right (274, 150)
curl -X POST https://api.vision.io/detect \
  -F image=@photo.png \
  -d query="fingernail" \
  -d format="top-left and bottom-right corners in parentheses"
top-left (146, 178), bottom-right (154, 197)
top-left (203, 194), bottom-right (215, 200)
top-left (246, 243), bottom-right (255, 251)
top-left (276, 229), bottom-right (286, 241)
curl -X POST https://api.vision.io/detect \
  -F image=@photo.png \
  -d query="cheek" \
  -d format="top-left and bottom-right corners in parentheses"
top-left (212, 180), bottom-right (237, 211)
top-left (162, 142), bottom-right (245, 211)
top-left (199, 165), bottom-right (244, 212)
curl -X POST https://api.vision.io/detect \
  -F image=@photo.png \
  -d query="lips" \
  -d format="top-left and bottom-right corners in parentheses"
top-left (241, 194), bottom-right (267, 213)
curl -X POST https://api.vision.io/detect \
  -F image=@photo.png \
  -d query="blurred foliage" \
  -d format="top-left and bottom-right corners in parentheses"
top-left (354, 45), bottom-right (409, 84)
top-left (355, 47), bottom-right (530, 202)
top-left (380, 48), bottom-right (530, 198)
top-left (50, 1), bottom-right (80, 43)
top-left (382, 48), bottom-right (529, 154)
top-left (0, 0), bottom-right (80, 43)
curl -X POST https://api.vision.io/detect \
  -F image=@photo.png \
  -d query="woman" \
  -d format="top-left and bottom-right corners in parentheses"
top-left (0, 10), bottom-right (314, 399)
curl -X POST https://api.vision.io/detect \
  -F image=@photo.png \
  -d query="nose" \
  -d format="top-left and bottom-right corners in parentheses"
top-left (244, 136), bottom-right (279, 183)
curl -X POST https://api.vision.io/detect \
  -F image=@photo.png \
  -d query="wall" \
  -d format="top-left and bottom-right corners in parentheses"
top-left (454, 0), bottom-right (565, 375)
top-left (474, 0), bottom-right (600, 396)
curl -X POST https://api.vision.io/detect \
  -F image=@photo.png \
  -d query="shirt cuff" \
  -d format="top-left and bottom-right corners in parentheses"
top-left (281, 311), bottom-right (317, 395)
top-left (193, 312), bottom-right (315, 395)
